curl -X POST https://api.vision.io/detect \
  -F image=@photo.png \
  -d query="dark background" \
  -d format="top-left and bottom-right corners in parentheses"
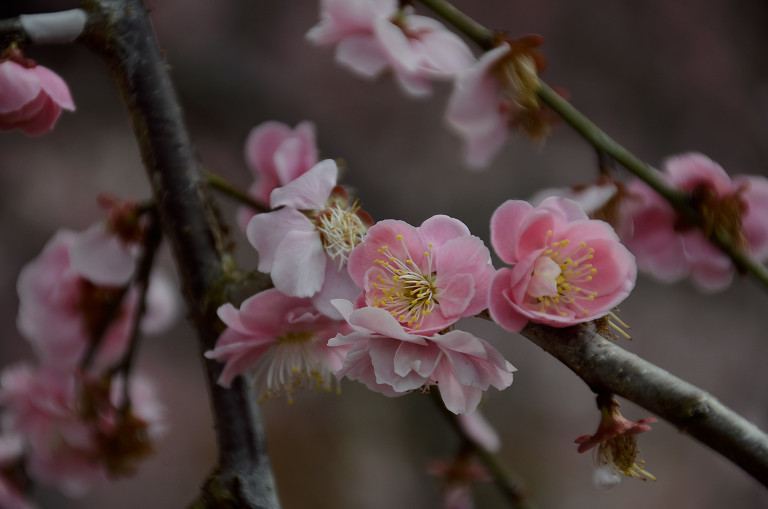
top-left (1, 0), bottom-right (767, 507)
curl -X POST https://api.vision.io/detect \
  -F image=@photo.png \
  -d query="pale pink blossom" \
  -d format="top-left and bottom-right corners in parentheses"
top-left (0, 52), bottom-right (74, 136)
top-left (205, 288), bottom-right (351, 403)
top-left (0, 365), bottom-right (165, 496)
top-left (529, 182), bottom-right (619, 217)
top-left (306, 0), bottom-right (474, 97)
top-left (238, 120), bottom-right (318, 229)
top-left (621, 153), bottom-right (768, 291)
top-left (347, 215), bottom-right (495, 334)
top-left (489, 197), bottom-right (636, 333)
top-left (246, 160), bottom-right (370, 314)
top-left (16, 229), bottom-right (177, 372)
top-left (329, 300), bottom-right (515, 415)
top-left (446, 45), bottom-right (511, 168)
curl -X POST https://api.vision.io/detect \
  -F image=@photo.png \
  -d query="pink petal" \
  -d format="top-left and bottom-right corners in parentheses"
top-left (244, 121), bottom-right (292, 178)
top-left (247, 207), bottom-right (316, 273)
top-left (393, 340), bottom-right (440, 378)
top-left (488, 268), bottom-right (530, 333)
top-left (270, 159), bottom-right (337, 210)
top-left (68, 224), bottom-right (135, 286)
top-left (270, 230), bottom-right (327, 297)
top-left (16, 96), bottom-right (63, 136)
top-left (418, 214), bottom-right (470, 248)
top-left (311, 263), bottom-right (363, 319)
top-left (664, 152), bottom-right (732, 196)
top-left (0, 61), bottom-right (42, 113)
top-left (33, 65), bottom-right (75, 110)
top-left (335, 34), bottom-right (390, 78)
top-left (436, 273), bottom-right (474, 318)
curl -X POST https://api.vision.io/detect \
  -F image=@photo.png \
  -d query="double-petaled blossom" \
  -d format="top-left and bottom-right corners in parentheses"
top-left (238, 120), bottom-right (319, 230)
top-left (247, 159), bottom-right (371, 317)
top-left (575, 400), bottom-right (657, 488)
top-left (306, 0), bottom-right (474, 97)
top-left (0, 365), bottom-right (165, 496)
top-left (489, 197), bottom-right (636, 333)
top-left (16, 226), bottom-right (177, 373)
top-left (0, 48), bottom-right (75, 136)
top-left (205, 288), bottom-right (352, 403)
top-left (621, 153), bottom-right (768, 291)
top-left (446, 36), bottom-right (553, 168)
top-left (329, 215), bottom-right (513, 414)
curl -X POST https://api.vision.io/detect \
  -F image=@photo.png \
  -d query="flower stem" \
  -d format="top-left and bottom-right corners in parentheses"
top-left (416, 0), bottom-right (496, 50)
top-left (205, 170), bottom-right (270, 214)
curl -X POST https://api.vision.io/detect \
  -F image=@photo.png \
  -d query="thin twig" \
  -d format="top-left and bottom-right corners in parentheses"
top-left (205, 170), bottom-right (270, 214)
top-left (429, 391), bottom-right (535, 509)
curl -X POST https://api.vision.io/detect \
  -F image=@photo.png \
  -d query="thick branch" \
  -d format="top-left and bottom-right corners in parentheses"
top-left (78, 1), bottom-right (279, 507)
top-left (522, 322), bottom-right (768, 487)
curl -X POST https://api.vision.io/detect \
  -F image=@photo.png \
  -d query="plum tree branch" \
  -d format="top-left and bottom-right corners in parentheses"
top-left (74, 1), bottom-right (280, 507)
top-left (521, 322), bottom-right (768, 487)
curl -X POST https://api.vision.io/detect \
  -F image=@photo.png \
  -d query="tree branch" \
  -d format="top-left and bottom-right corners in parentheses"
top-left (75, 1), bottom-right (280, 507)
top-left (522, 322), bottom-right (768, 487)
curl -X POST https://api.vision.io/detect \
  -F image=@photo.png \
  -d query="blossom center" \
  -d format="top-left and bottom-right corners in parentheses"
top-left (532, 233), bottom-right (598, 317)
top-left (371, 235), bottom-right (438, 330)
top-left (316, 204), bottom-right (368, 267)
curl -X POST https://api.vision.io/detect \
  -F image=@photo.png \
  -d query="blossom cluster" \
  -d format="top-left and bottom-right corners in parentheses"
top-left (207, 120), bottom-right (637, 417)
top-left (0, 199), bottom-right (177, 505)
top-left (306, 0), bottom-right (559, 169)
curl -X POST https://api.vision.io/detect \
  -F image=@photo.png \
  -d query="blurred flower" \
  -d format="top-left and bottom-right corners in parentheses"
top-left (457, 410), bottom-right (500, 452)
top-left (306, 0), bottom-right (474, 97)
top-left (489, 197), bottom-right (636, 333)
top-left (427, 452), bottom-right (491, 509)
top-left (575, 398), bottom-right (657, 488)
top-left (347, 215), bottom-right (495, 334)
top-left (0, 48), bottom-right (74, 136)
top-left (246, 159), bottom-right (370, 316)
top-left (621, 152), bottom-right (768, 291)
top-left (329, 299), bottom-right (515, 414)
top-left (17, 227), bottom-right (177, 373)
top-left (238, 120), bottom-right (319, 229)
top-left (205, 288), bottom-right (351, 403)
top-left (446, 36), bottom-right (553, 168)
top-left (0, 365), bottom-right (165, 497)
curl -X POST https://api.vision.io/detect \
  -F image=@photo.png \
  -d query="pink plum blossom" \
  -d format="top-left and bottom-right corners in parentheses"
top-left (0, 364), bottom-right (165, 496)
top-left (16, 228), bottom-right (177, 372)
top-left (238, 120), bottom-right (319, 229)
top-left (205, 288), bottom-right (352, 403)
top-left (347, 215), bottom-right (495, 334)
top-left (329, 300), bottom-right (515, 414)
top-left (621, 153), bottom-right (768, 291)
top-left (489, 197), bottom-right (636, 333)
top-left (446, 37), bottom-right (550, 168)
top-left (306, 0), bottom-right (474, 97)
top-left (246, 159), bottom-right (371, 315)
top-left (0, 50), bottom-right (74, 136)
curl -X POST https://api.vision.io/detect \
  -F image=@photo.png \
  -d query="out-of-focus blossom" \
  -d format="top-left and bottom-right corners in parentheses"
top-left (621, 153), bottom-right (768, 291)
top-left (446, 36), bottom-right (552, 168)
top-left (329, 299), bottom-right (515, 414)
top-left (238, 120), bottom-right (319, 229)
top-left (347, 215), bottom-right (495, 334)
top-left (489, 197), bottom-right (636, 333)
top-left (17, 228), bottom-right (177, 372)
top-left (427, 453), bottom-right (491, 509)
top-left (0, 365), bottom-right (165, 496)
top-left (247, 160), bottom-right (371, 315)
top-left (306, 0), bottom-right (474, 97)
top-left (0, 49), bottom-right (74, 136)
top-left (575, 398), bottom-right (657, 488)
top-left (205, 288), bottom-right (351, 403)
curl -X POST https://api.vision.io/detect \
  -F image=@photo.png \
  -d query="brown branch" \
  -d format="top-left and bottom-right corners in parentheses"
top-left (77, 1), bottom-right (279, 507)
top-left (522, 322), bottom-right (768, 487)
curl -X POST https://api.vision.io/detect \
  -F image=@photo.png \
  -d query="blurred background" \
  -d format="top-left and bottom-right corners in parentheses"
top-left (1, 0), bottom-right (767, 507)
